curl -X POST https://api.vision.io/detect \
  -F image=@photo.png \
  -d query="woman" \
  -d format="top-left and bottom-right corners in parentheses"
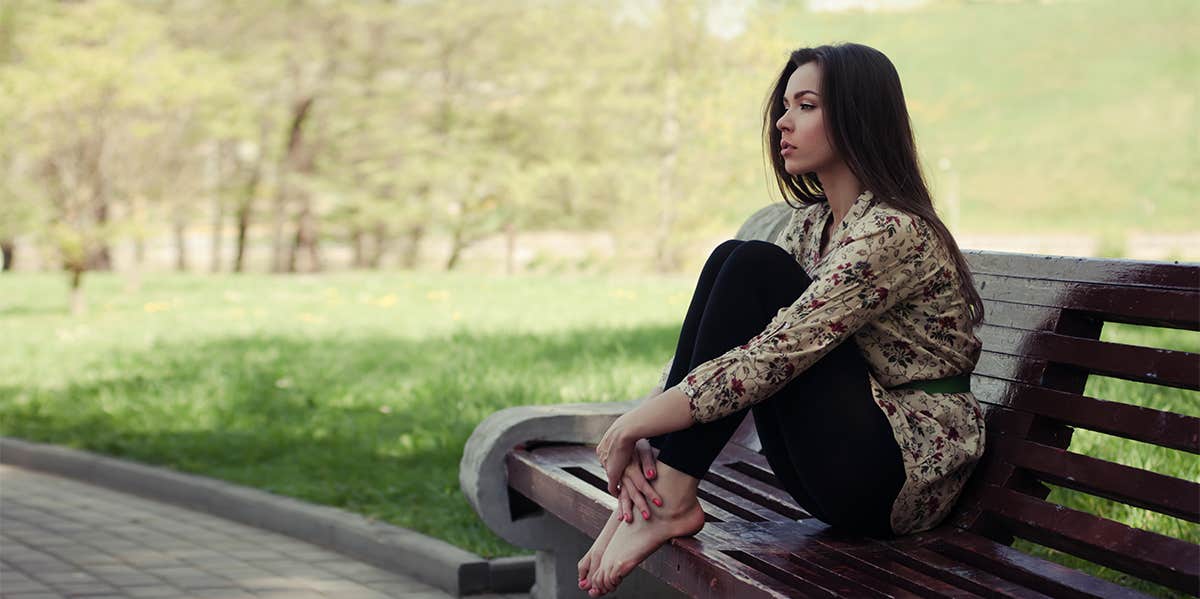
top-left (577, 42), bottom-right (989, 597)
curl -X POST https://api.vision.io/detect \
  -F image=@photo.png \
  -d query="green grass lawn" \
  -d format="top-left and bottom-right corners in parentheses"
top-left (1, 271), bottom-right (1196, 598)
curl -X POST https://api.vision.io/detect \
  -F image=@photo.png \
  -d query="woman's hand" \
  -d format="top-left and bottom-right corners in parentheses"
top-left (614, 439), bottom-right (663, 524)
top-left (596, 413), bottom-right (639, 497)
top-left (597, 386), bottom-right (693, 498)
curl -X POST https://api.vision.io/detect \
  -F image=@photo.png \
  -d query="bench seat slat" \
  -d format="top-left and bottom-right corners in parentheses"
top-left (575, 459), bottom-right (787, 523)
top-left (979, 484), bottom-right (1199, 594)
top-left (704, 466), bottom-right (811, 521)
top-left (992, 433), bottom-right (1199, 522)
top-left (815, 546), bottom-right (986, 598)
top-left (729, 550), bottom-right (915, 598)
top-left (931, 529), bottom-right (1160, 599)
top-left (507, 448), bottom-right (800, 598)
top-left (573, 460), bottom-right (741, 523)
top-left (887, 544), bottom-right (1058, 598)
top-left (508, 443), bottom-right (1157, 598)
top-left (793, 548), bottom-right (960, 598)
top-left (697, 477), bottom-right (792, 522)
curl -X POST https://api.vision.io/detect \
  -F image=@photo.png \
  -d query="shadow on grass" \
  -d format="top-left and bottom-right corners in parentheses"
top-left (0, 322), bottom-right (682, 558)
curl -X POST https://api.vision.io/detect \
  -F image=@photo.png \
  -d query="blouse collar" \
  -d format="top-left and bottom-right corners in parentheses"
top-left (819, 189), bottom-right (876, 231)
top-left (803, 189), bottom-right (876, 270)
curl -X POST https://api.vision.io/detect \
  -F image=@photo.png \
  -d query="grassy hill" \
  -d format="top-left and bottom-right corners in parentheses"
top-left (747, 0), bottom-right (1198, 237)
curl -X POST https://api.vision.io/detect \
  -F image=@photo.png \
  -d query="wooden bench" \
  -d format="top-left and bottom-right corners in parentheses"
top-left (460, 202), bottom-right (1199, 598)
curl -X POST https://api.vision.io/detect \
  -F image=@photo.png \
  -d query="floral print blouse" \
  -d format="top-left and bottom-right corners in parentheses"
top-left (656, 189), bottom-right (986, 536)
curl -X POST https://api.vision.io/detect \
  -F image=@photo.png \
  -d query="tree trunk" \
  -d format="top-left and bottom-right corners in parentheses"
top-left (234, 122), bottom-right (268, 274)
top-left (351, 226), bottom-right (365, 268)
top-left (69, 268), bottom-right (85, 316)
top-left (368, 222), bottom-right (388, 269)
top-left (211, 201), bottom-right (225, 273)
top-left (287, 196), bottom-right (321, 273)
top-left (233, 166), bottom-right (260, 274)
top-left (399, 223), bottom-right (424, 270)
top-left (654, 71), bottom-right (680, 274)
top-left (273, 96), bottom-right (315, 273)
top-left (209, 141), bottom-right (224, 273)
top-left (444, 222), bottom-right (469, 271)
top-left (504, 222), bottom-right (516, 275)
top-left (1, 239), bottom-right (13, 271)
top-left (234, 200), bottom-right (251, 272)
top-left (173, 219), bottom-right (188, 272)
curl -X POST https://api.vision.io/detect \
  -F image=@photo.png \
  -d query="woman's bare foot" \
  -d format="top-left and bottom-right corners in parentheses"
top-left (587, 463), bottom-right (706, 596)
top-left (577, 508), bottom-right (624, 592)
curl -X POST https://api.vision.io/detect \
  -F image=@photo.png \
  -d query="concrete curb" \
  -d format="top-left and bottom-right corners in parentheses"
top-left (0, 436), bottom-right (535, 597)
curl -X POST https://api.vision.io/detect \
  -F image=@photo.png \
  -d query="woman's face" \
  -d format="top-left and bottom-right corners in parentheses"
top-left (776, 62), bottom-right (836, 176)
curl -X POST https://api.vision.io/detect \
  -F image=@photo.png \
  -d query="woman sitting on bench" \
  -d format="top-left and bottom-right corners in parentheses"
top-left (578, 41), bottom-right (989, 597)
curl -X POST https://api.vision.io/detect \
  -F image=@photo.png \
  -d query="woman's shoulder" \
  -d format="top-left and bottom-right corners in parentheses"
top-left (852, 201), bottom-right (931, 247)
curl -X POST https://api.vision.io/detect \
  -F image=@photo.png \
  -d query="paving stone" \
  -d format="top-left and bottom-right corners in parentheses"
top-left (0, 465), bottom-right (522, 599)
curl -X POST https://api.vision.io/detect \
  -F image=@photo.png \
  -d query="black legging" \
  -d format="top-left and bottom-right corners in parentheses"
top-left (647, 239), bottom-right (906, 539)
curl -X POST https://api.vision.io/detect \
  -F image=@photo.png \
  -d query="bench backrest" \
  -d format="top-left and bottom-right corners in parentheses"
top-left (950, 251), bottom-right (1198, 594)
top-left (733, 203), bottom-right (1199, 594)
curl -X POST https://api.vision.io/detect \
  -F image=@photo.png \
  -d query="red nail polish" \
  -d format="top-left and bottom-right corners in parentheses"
top-left (642, 510), bottom-right (649, 520)
top-left (647, 469), bottom-right (655, 478)
top-left (653, 498), bottom-right (662, 507)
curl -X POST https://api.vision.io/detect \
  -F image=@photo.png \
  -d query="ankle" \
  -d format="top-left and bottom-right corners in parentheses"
top-left (651, 463), bottom-right (701, 514)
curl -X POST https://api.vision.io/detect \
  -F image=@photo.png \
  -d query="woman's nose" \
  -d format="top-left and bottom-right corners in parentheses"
top-left (775, 113), bottom-right (790, 132)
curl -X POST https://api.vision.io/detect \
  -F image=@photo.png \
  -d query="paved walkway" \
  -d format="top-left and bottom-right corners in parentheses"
top-left (0, 465), bottom-right (528, 599)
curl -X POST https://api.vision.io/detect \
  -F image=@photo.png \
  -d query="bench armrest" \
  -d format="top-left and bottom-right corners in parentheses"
top-left (458, 400), bottom-right (638, 550)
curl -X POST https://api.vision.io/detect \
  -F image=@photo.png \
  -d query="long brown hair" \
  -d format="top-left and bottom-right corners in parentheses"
top-left (762, 42), bottom-right (985, 329)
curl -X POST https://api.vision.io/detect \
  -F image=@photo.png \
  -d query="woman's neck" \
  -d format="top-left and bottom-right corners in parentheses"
top-left (815, 165), bottom-right (863, 225)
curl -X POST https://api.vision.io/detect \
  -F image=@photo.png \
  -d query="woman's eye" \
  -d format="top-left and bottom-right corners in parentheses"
top-left (800, 104), bottom-right (815, 110)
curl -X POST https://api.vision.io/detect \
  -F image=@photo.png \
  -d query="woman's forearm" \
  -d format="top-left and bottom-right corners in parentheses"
top-left (628, 385), bottom-right (695, 439)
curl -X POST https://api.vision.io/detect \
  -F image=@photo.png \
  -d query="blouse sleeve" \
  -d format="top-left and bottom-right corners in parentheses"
top-left (678, 213), bottom-right (931, 423)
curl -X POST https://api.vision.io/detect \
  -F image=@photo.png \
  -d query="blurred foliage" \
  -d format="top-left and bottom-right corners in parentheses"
top-left (0, 0), bottom-right (1195, 284)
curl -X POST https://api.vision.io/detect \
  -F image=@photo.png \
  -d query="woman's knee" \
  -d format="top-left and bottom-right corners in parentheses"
top-left (720, 240), bottom-right (803, 282)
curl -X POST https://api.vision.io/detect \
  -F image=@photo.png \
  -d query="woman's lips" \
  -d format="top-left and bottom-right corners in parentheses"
top-left (781, 141), bottom-right (796, 156)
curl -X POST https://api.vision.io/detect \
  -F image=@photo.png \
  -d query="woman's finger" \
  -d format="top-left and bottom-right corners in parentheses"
top-left (619, 485), bottom-right (633, 524)
top-left (636, 439), bottom-right (657, 480)
top-left (624, 475), bottom-right (652, 521)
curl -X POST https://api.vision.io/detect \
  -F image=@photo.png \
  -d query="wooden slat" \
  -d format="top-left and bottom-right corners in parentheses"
top-left (980, 300), bottom-right (1063, 331)
top-left (977, 325), bottom-right (1199, 390)
top-left (727, 550), bottom-right (905, 597)
top-left (931, 529), bottom-right (1157, 599)
top-left (705, 465), bottom-right (811, 521)
top-left (792, 549), bottom-right (931, 597)
top-left (827, 545), bottom-right (985, 598)
top-left (993, 434), bottom-right (1200, 523)
top-left (971, 273), bottom-right (1199, 330)
top-left (979, 485), bottom-right (1200, 594)
top-left (993, 434), bottom-right (1199, 523)
top-left (507, 448), bottom-right (794, 598)
top-left (965, 252), bottom-right (1200, 291)
top-left (885, 545), bottom-right (1057, 598)
top-left (974, 351), bottom-right (1050, 386)
top-left (975, 379), bottom-right (1200, 453)
top-left (696, 480), bottom-right (774, 523)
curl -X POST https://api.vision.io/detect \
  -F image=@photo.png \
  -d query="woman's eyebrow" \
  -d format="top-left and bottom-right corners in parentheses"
top-left (783, 90), bottom-right (820, 104)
